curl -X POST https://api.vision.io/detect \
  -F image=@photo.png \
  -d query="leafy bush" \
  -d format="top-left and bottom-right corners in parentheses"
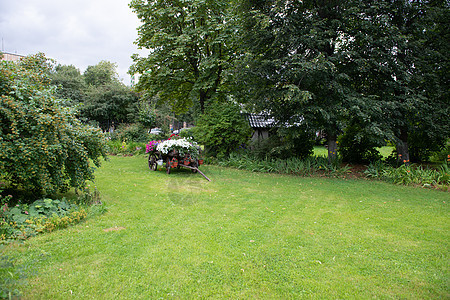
top-left (111, 123), bottom-right (150, 143)
top-left (249, 127), bottom-right (314, 160)
top-left (408, 125), bottom-right (447, 163)
top-left (194, 101), bottom-right (252, 158)
top-left (249, 134), bottom-right (280, 159)
top-left (178, 128), bottom-right (195, 139)
top-left (430, 139), bottom-right (450, 163)
top-left (106, 140), bottom-right (146, 156)
top-left (0, 54), bottom-right (108, 195)
top-left (272, 127), bottom-right (315, 159)
top-left (338, 123), bottom-right (383, 163)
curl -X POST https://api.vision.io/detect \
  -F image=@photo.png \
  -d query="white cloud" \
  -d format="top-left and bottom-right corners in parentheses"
top-left (0, 0), bottom-right (145, 85)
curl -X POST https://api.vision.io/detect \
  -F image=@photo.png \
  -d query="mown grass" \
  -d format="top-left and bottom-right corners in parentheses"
top-left (4, 156), bottom-right (449, 299)
top-left (313, 146), bottom-right (395, 158)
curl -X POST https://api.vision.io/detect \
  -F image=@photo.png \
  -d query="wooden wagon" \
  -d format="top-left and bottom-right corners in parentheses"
top-left (148, 149), bottom-right (210, 181)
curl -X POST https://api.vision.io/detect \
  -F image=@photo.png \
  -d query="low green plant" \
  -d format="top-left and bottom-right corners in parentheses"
top-left (365, 161), bottom-right (449, 189)
top-left (217, 153), bottom-right (343, 176)
top-left (106, 140), bottom-right (146, 156)
top-left (0, 197), bottom-right (88, 243)
top-left (110, 123), bottom-right (150, 143)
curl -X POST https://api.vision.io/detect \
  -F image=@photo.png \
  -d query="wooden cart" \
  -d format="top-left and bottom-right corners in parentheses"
top-left (148, 150), bottom-right (210, 181)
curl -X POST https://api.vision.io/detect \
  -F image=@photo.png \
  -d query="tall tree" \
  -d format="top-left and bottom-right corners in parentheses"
top-left (129, 0), bottom-right (234, 114)
top-left (346, 0), bottom-right (450, 163)
top-left (82, 61), bottom-right (139, 130)
top-left (234, 0), bottom-right (355, 162)
top-left (84, 60), bottom-right (120, 87)
top-left (82, 84), bottom-right (139, 131)
top-left (50, 64), bottom-right (86, 106)
top-left (235, 0), bottom-right (449, 164)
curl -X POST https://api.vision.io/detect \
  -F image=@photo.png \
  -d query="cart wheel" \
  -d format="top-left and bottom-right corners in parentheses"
top-left (148, 154), bottom-right (158, 171)
top-left (166, 158), bottom-right (171, 174)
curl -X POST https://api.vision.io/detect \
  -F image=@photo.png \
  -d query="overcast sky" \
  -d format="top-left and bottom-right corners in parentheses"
top-left (0, 0), bottom-right (145, 85)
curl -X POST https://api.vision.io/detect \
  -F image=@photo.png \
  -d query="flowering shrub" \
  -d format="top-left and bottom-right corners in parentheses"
top-left (156, 137), bottom-right (199, 159)
top-left (0, 54), bottom-right (108, 194)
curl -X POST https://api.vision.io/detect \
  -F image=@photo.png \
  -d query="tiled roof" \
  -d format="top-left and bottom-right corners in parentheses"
top-left (245, 113), bottom-right (274, 128)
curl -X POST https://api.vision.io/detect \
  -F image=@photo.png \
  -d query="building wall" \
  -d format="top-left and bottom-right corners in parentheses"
top-left (1, 52), bottom-right (24, 61)
top-left (1, 52), bottom-right (25, 62)
top-left (251, 129), bottom-right (270, 142)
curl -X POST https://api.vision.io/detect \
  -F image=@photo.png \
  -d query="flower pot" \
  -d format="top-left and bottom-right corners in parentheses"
top-left (198, 159), bottom-right (204, 165)
top-left (170, 158), bottom-right (178, 168)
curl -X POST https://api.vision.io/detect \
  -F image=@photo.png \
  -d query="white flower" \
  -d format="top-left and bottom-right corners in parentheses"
top-left (156, 138), bottom-right (199, 158)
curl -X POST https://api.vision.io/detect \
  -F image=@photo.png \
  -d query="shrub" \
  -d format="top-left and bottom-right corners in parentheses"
top-left (271, 127), bottom-right (315, 160)
top-left (248, 127), bottom-right (314, 160)
top-left (111, 123), bottom-right (150, 143)
top-left (430, 139), bottom-right (450, 163)
top-left (338, 123), bottom-right (383, 163)
top-left (194, 101), bottom-right (252, 158)
top-left (408, 125), bottom-right (447, 163)
top-left (0, 54), bottom-right (108, 195)
top-left (106, 140), bottom-right (146, 156)
top-left (178, 128), bottom-right (195, 139)
top-left (249, 134), bottom-right (281, 159)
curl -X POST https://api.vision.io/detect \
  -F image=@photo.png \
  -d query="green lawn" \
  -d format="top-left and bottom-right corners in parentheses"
top-left (313, 146), bottom-right (395, 158)
top-left (6, 156), bottom-right (449, 299)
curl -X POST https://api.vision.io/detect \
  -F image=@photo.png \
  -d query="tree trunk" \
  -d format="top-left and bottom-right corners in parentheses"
top-left (327, 132), bottom-right (338, 164)
top-left (199, 90), bottom-right (207, 113)
top-left (396, 127), bottom-right (410, 165)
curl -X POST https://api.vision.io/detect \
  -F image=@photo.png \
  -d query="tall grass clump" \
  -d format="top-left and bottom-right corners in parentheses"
top-left (217, 153), bottom-right (344, 176)
top-left (365, 161), bottom-right (450, 189)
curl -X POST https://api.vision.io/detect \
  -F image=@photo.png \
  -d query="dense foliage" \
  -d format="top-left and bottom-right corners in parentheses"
top-left (50, 60), bottom-right (140, 131)
top-left (194, 101), bottom-right (252, 158)
top-left (344, 0), bottom-right (450, 164)
top-left (129, 0), bottom-right (234, 114)
top-left (130, 1), bottom-right (448, 164)
top-left (231, 0), bottom-right (449, 164)
top-left (0, 54), bottom-right (108, 195)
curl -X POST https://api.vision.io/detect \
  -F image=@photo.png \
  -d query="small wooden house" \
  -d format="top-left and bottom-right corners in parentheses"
top-left (245, 113), bottom-right (275, 142)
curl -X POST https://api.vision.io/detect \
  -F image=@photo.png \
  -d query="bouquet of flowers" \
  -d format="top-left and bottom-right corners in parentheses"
top-left (156, 137), bottom-right (199, 159)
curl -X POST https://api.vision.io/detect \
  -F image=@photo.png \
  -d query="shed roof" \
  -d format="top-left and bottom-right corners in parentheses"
top-left (245, 113), bottom-right (275, 129)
